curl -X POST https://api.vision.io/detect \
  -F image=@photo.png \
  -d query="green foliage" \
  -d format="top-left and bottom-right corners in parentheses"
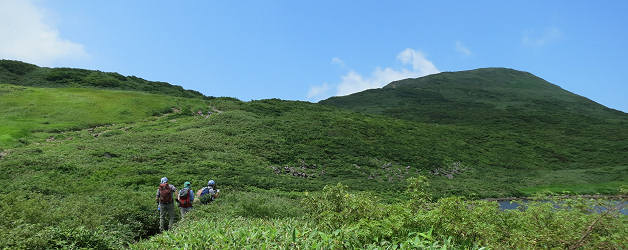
top-left (321, 68), bottom-right (628, 196)
top-left (0, 84), bottom-right (208, 147)
top-left (303, 183), bottom-right (412, 244)
top-left (322, 67), bottom-right (626, 125)
top-left (0, 59), bottom-right (205, 98)
top-left (135, 182), bottom-right (626, 249)
top-left (2, 225), bottom-right (124, 249)
top-left (232, 192), bottom-right (304, 219)
top-left (0, 190), bottom-right (152, 249)
top-left (407, 176), bottom-right (432, 210)
top-left (0, 85), bottom-right (625, 247)
top-left (0, 64), bottom-right (626, 248)
top-left (133, 189), bottom-right (459, 249)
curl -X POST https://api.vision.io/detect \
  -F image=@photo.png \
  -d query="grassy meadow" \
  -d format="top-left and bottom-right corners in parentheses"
top-left (0, 84), bottom-right (208, 147)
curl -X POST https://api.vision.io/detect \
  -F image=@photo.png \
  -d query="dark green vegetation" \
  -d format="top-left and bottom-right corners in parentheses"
top-left (321, 68), bottom-right (626, 125)
top-left (0, 60), bottom-right (204, 98)
top-left (134, 183), bottom-right (626, 249)
top-left (322, 68), bottom-right (628, 195)
top-left (0, 62), bottom-right (626, 248)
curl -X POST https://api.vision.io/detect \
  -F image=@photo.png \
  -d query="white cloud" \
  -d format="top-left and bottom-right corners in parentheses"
top-left (455, 41), bottom-right (471, 56)
top-left (331, 57), bottom-right (345, 67)
top-left (336, 48), bottom-right (439, 96)
top-left (0, 0), bottom-right (88, 66)
top-left (306, 82), bottom-right (331, 100)
top-left (336, 67), bottom-right (418, 96)
top-left (307, 48), bottom-right (439, 101)
top-left (522, 27), bottom-right (562, 47)
top-left (396, 48), bottom-right (439, 75)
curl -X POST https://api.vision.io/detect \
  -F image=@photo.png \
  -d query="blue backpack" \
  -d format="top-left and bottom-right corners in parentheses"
top-left (200, 187), bottom-right (214, 204)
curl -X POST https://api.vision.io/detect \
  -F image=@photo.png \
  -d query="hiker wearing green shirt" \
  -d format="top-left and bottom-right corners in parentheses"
top-left (177, 181), bottom-right (194, 219)
top-left (156, 177), bottom-right (177, 232)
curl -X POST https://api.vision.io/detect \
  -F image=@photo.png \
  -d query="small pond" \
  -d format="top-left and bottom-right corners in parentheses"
top-left (497, 199), bottom-right (628, 215)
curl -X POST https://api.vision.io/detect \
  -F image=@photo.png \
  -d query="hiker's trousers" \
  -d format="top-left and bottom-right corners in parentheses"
top-left (180, 206), bottom-right (193, 219)
top-left (159, 202), bottom-right (175, 231)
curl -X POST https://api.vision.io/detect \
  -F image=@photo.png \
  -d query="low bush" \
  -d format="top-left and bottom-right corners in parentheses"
top-left (299, 180), bottom-right (627, 249)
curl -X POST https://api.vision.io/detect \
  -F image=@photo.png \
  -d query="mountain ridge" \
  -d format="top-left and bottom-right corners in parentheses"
top-left (0, 60), bottom-right (207, 99)
top-left (320, 67), bottom-right (626, 126)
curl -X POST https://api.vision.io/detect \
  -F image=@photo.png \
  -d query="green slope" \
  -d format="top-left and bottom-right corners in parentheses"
top-left (0, 60), bottom-right (205, 98)
top-left (321, 68), bottom-right (626, 126)
top-left (320, 67), bottom-right (628, 191)
top-left (0, 66), bottom-right (626, 248)
top-left (0, 84), bottom-right (209, 148)
top-left (1, 97), bottom-right (625, 248)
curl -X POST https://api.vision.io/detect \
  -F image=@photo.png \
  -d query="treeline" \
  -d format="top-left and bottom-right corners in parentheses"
top-left (0, 60), bottom-right (206, 98)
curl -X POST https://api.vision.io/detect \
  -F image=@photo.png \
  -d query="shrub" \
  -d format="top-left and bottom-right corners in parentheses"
top-left (303, 183), bottom-right (412, 244)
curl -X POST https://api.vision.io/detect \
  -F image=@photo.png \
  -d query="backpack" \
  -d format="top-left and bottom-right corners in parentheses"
top-left (199, 187), bottom-right (214, 204)
top-left (159, 183), bottom-right (173, 203)
top-left (179, 188), bottom-right (189, 198)
top-left (178, 188), bottom-right (192, 208)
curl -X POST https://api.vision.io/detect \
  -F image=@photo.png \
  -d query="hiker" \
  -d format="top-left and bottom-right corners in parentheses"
top-left (196, 180), bottom-right (219, 204)
top-left (177, 181), bottom-right (194, 219)
top-left (156, 177), bottom-right (177, 232)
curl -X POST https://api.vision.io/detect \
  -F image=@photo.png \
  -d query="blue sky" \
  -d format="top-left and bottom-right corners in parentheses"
top-left (1, 1), bottom-right (627, 112)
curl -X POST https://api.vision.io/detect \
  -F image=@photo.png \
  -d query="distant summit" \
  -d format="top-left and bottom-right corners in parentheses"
top-left (321, 68), bottom-right (626, 125)
top-left (0, 60), bottom-right (205, 98)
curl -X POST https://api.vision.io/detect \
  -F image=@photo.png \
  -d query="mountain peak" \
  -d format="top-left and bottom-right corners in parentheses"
top-left (384, 67), bottom-right (546, 90)
top-left (321, 67), bottom-right (624, 125)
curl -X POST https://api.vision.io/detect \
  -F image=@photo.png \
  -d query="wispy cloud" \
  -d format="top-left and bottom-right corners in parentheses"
top-left (307, 48), bottom-right (439, 101)
top-left (522, 27), bottom-right (562, 47)
top-left (306, 82), bottom-right (331, 100)
top-left (330, 57), bottom-right (345, 67)
top-left (0, 0), bottom-right (88, 66)
top-left (455, 41), bottom-right (472, 56)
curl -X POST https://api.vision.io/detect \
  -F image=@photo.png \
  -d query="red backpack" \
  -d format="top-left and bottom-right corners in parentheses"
top-left (178, 188), bottom-right (192, 208)
top-left (159, 183), bottom-right (173, 203)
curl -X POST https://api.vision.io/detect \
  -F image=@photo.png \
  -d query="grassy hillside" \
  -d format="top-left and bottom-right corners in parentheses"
top-left (0, 66), bottom-right (626, 248)
top-left (321, 68), bottom-right (626, 126)
top-left (0, 60), bottom-right (205, 98)
top-left (0, 84), bottom-right (209, 148)
top-left (1, 96), bottom-right (625, 248)
top-left (320, 67), bottom-right (628, 193)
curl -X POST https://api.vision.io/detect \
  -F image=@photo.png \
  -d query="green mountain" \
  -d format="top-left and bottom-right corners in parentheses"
top-left (0, 60), bottom-right (205, 98)
top-left (0, 63), bottom-right (625, 248)
top-left (321, 68), bottom-right (628, 192)
top-left (321, 68), bottom-right (626, 126)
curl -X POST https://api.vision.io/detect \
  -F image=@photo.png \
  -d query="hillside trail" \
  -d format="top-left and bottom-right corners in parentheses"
top-left (46, 106), bottom-right (217, 140)
top-left (211, 107), bottom-right (223, 113)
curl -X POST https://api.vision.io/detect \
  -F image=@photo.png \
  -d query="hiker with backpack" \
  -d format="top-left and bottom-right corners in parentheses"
top-left (156, 177), bottom-right (177, 232)
top-left (177, 181), bottom-right (194, 219)
top-left (196, 180), bottom-right (219, 204)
